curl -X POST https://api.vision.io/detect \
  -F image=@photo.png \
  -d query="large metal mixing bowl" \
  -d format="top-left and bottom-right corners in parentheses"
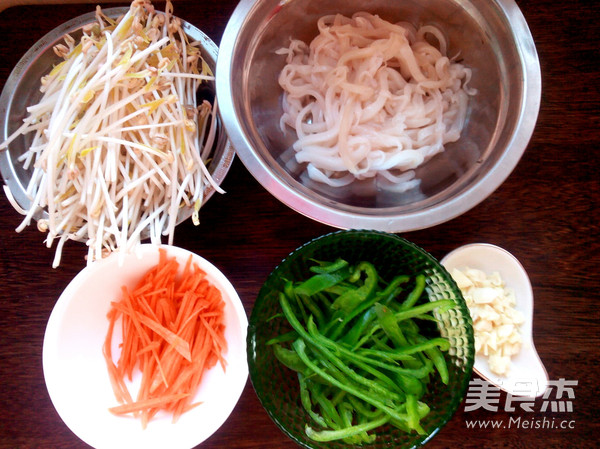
top-left (217, 0), bottom-right (540, 232)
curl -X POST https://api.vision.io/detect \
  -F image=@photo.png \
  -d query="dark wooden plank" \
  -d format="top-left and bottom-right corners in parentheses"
top-left (0, 1), bottom-right (598, 448)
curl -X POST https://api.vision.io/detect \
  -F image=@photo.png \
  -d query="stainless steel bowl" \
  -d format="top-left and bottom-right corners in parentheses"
top-left (217, 0), bottom-right (540, 232)
top-left (0, 7), bottom-right (234, 227)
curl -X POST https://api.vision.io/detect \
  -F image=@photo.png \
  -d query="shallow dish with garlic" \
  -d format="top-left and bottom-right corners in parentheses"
top-left (442, 243), bottom-right (549, 398)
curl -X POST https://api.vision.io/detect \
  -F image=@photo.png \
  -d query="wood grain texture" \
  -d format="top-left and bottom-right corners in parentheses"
top-left (0, 1), bottom-right (598, 448)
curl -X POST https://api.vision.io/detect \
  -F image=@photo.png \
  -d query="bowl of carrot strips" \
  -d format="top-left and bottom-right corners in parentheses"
top-left (247, 230), bottom-right (474, 448)
top-left (42, 244), bottom-right (248, 449)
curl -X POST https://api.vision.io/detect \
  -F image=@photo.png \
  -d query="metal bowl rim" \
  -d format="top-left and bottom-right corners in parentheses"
top-left (216, 0), bottom-right (541, 233)
top-left (0, 7), bottom-right (235, 225)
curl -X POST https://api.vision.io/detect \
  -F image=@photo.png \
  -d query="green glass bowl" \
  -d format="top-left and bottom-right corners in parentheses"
top-left (247, 230), bottom-right (474, 448)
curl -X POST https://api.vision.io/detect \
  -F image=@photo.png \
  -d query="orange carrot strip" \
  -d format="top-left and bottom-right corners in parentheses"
top-left (103, 310), bottom-right (133, 405)
top-left (104, 251), bottom-right (228, 427)
top-left (122, 289), bottom-right (169, 387)
top-left (109, 392), bottom-right (190, 415)
top-left (135, 340), bottom-right (162, 358)
top-left (173, 290), bottom-right (198, 332)
top-left (200, 315), bottom-right (228, 356)
top-left (132, 312), bottom-right (192, 362)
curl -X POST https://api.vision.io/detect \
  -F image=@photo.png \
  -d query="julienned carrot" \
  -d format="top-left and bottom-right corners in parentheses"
top-left (103, 248), bottom-right (228, 427)
top-left (108, 393), bottom-right (191, 415)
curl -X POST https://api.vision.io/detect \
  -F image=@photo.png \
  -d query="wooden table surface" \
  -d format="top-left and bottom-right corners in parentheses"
top-left (0, 1), bottom-right (598, 448)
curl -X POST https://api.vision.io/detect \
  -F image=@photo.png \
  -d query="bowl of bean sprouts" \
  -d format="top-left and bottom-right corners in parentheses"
top-left (217, 0), bottom-right (541, 232)
top-left (0, 1), bottom-right (234, 267)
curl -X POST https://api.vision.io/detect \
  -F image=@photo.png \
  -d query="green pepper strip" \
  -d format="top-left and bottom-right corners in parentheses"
top-left (298, 308), bottom-right (433, 380)
top-left (395, 299), bottom-right (454, 321)
top-left (353, 323), bottom-right (386, 350)
top-left (393, 300), bottom-right (453, 381)
top-left (346, 395), bottom-right (384, 419)
top-left (293, 339), bottom-right (409, 423)
top-left (375, 303), bottom-right (410, 347)
top-left (329, 388), bottom-right (346, 407)
top-left (389, 399), bottom-right (430, 434)
top-left (305, 318), bottom-right (419, 396)
top-left (322, 262), bottom-right (380, 340)
top-left (365, 335), bottom-right (427, 397)
top-left (339, 401), bottom-right (377, 444)
top-left (425, 345), bottom-right (449, 385)
top-left (305, 414), bottom-right (389, 442)
top-left (363, 299), bottom-right (455, 346)
top-left (272, 344), bottom-right (310, 375)
top-left (414, 334), bottom-right (450, 385)
top-left (299, 292), bottom-right (326, 329)
top-left (398, 318), bottom-right (420, 337)
top-left (313, 291), bottom-right (333, 310)
top-left (298, 373), bottom-right (328, 428)
top-left (310, 382), bottom-right (344, 430)
top-left (266, 330), bottom-right (298, 346)
top-left (308, 258), bottom-right (349, 274)
top-left (294, 265), bottom-right (351, 297)
top-left (400, 274), bottom-right (426, 310)
top-left (282, 284), bottom-right (308, 326)
top-left (338, 401), bottom-right (362, 444)
top-left (306, 334), bottom-right (405, 404)
top-left (330, 262), bottom-right (378, 314)
top-left (394, 372), bottom-right (425, 398)
top-left (342, 275), bottom-right (410, 346)
top-left (323, 283), bottom-right (353, 296)
top-left (375, 304), bottom-right (442, 386)
top-left (350, 357), bottom-right (409, 397)
top-left (374, 303), bottom-right (430, 374)
top-left (406, 394), bottom-right (426, 435)
top-left (300, 344), bottom-right (394, 407)
top-left (356, 337), bottom-right (450, 359)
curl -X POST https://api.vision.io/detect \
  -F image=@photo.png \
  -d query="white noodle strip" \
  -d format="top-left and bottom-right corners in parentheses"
top-left (278, 12), bottom-right (475, 189)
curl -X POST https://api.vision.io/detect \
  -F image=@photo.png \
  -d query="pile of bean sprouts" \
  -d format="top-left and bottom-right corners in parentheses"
top-left (278, 12), bottom-right (476, 189)
top-left (0, 0), bottom-right (222, 267)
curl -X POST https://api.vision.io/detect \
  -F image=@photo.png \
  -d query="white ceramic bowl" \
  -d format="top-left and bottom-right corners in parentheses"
top-left (42, 244), bottom-right (248, 449)
top-left (441, 243), bottom-right (548, 397)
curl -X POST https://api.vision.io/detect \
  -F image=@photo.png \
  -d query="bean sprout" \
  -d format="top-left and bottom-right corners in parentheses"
top-left (0, 0), bottom-right (223, 267)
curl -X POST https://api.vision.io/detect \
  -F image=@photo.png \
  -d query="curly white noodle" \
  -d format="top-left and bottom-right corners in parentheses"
top-left (277, 12), bottom-right (476, 189)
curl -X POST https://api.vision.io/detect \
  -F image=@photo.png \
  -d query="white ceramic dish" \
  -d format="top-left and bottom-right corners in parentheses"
top-left (441, 243), bottom-right (549, 398)
top-left (42, 244), bottom-right (249, 449)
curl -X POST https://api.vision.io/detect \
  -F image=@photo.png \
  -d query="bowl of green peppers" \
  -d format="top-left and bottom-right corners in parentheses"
top-left (247, 230), bottom-right (474, 448)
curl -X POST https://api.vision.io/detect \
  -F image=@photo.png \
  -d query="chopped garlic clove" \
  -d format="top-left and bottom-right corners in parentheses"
top-left (451, 266), bottom-right (523, 376)
top-left (471, 286), bottom-right (500, 304)
top-left (489, 354), bottom-right (511, 376)
top-left (451, 268), bottom-right (474, 289)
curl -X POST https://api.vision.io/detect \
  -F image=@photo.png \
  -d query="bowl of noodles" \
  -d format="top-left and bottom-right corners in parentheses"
top-left (216, 0), bottom-right (540, 232)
